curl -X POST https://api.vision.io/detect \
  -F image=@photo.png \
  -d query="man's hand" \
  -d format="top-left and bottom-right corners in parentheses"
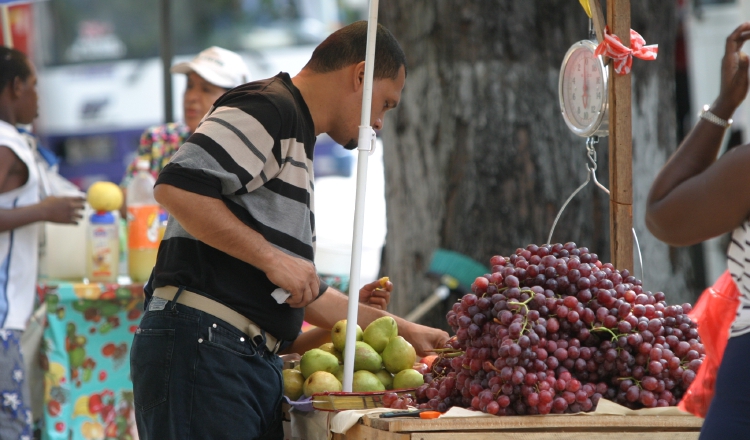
top-left (397, 321), bottom-right (450, 358)
top-left (40, 196), bottom-right (85, 224)
top-left (359, 277), bottom-right (392, 310)
top-left (264, 252), bottom-right (320, 308)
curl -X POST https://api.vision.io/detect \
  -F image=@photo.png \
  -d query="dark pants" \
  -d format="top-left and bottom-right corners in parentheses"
top-left (700, 332), bottom-right (750, 439)
top-left (130, 298), bottom-right (285, 440)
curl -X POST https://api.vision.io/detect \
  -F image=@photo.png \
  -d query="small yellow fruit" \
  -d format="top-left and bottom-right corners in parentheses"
top-left (87, 181), bottom-right (123, 212)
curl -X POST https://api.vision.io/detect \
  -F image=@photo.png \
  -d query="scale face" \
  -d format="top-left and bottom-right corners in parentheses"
top-left (559, 40), bottom-right (609, 137)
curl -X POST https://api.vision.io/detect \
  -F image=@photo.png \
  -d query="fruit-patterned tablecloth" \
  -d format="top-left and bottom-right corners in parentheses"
top-left (40, 282), bottom-right (144, 440)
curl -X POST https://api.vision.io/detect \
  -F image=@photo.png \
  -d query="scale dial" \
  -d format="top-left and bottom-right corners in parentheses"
top-left (559, 40), bottom-right (609, 137)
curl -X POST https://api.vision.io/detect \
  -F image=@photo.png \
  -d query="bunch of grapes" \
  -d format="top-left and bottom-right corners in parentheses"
top-left (408, 242), bottom-right (703, 415)
top-left (381, 392), bottom-right (417, 409)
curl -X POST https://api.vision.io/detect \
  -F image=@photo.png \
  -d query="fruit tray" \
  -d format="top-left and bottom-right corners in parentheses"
top-left (311, 389), bottom-right (417, 411)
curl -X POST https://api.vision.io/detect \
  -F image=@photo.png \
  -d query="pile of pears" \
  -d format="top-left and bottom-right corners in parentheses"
top-left (283, 316), bottom-right (426, 400)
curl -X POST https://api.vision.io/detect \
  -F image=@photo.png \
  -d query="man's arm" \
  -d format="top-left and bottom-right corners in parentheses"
top-left (303, 286), bottom-right (450, 357)
top-left (153, 183), bottom-right (320, 307)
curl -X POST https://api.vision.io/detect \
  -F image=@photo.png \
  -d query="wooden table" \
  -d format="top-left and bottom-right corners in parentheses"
top-left (334, 413), bottom-right (703, 440)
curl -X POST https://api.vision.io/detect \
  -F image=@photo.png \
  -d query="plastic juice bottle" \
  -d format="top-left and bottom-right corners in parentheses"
top-left (126, 160), bottom-right (160, 282)
top-left (86, 211), bottom-right (119, 283)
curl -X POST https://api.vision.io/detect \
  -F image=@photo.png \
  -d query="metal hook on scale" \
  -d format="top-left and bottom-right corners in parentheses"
top-left (547, 137), bottom-right (645, 282)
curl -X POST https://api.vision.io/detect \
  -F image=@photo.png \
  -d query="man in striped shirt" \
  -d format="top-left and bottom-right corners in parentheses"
top-left (131, 21), bottom-right (449, 439)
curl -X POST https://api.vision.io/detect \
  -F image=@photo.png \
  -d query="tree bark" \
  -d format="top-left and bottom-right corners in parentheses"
top-left (378, 1), bottom-right (699, 330)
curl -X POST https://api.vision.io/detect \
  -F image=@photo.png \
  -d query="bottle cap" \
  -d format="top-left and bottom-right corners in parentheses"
top-left (90, 211), bottom-right (116, 224)
top-left (135, 159), bottom-right (150, 171)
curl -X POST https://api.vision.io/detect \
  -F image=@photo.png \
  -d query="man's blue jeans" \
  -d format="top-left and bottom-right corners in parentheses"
top-left (130, 298), bottom-right (285, 439)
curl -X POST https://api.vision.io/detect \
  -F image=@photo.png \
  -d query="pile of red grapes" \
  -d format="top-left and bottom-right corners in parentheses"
top-left (409, 243), bottom-right (702, 415)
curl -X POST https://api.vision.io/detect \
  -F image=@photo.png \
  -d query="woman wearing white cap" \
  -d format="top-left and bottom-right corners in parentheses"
top-left (120, 46), bottom-right (251, 190)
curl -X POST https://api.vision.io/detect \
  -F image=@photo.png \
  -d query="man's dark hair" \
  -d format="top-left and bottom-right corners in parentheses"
top-left (0, 46), bottom-right (31, 92)
top-left (303, 21), bottom-right (406, 80)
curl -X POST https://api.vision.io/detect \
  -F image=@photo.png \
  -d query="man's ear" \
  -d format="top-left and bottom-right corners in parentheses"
top-left (11, 76), bottom-right (23, 98)
top-left (352, 61), bottom-right (367, 92)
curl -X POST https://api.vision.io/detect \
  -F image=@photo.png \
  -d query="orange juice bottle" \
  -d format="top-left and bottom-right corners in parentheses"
top-left (126, 160), bottom-right (160, 282)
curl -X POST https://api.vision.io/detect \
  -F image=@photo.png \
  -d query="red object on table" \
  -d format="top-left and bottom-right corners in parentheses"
top-left (678, 270), bottom-right (740, 417)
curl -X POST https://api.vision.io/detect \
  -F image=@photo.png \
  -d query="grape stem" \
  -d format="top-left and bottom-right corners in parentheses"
top-left (590, 326), bottom-right (621, 342)
top-left (427, 348), bottom-right (461, 353)
top-left (617, 376), bottom-right (642, 389)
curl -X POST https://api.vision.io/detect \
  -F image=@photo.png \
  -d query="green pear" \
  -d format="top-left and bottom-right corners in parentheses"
top-left (349, 341), bottom-right (383, 373)
top-left (303, 371), bottom-right (342, 397)
top-left (331, 319), bottom-right (363, 352)
top-left (382, 336), bottom-right (416, 374)
top-left (363, 316), bottom-right (398, 353)
top-left (333, 364), bottom-right (344, 383)
top-left (375, 369), bottom-right (394, 390)
top-left (352, 370), bottom-right (386, 392)
top-left (318, 342), bottom-right (344, 363)
top-left (282, 369), bottom-right (305, 401)
top-left (300, 348), bottom-right (340, 378)
top-left (393, 368), bottom-right (425, 390)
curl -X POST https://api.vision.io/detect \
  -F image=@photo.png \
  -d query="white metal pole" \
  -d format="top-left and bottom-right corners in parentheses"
top-left (342, 0), bottom-right (379, 393)
top-left (1, 4), bottom-right (13, 48)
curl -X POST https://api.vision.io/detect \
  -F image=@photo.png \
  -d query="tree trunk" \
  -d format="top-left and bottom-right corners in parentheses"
top-left (378, 0), bottom-right (699, 330)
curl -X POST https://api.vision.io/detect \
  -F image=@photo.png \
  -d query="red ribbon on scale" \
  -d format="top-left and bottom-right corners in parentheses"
top-left (594, 27), bottom-right (658, 75)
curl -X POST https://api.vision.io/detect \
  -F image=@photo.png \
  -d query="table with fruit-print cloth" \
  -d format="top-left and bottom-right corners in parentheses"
top-left (39, 282), bottom-right (144, 440)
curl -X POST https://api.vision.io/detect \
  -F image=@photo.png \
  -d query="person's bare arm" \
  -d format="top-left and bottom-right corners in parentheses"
top-left (0, 146), bottom-right (84, 233)
top-left (153, 183), bottom-right (320, 307)
top-left (279, 327), bottom-right (332, 356)
top-left (303, 287), bottom-right (449, 357)
top-left (646, 23), bottom-right (750, 246)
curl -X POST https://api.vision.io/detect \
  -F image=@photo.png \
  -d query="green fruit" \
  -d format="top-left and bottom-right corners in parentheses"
top-left (300, 348), bottom-right (340, 379)
top-left (100, 302), bottom-right (120, 317)
top-left (318, 342), bottom-right (343, 363)
top-left (282, 369), bottom-right (305, 401)
top-left (352, 370), bottom-right (385, 392)
top-left (303, 371), bottom-right (342, 397)
top-left (351, 341), bottom-right (383, 373)
top-left (69, 347), bottom-right (86, 369)
top-left (363, 316), bottom-right (398, 353)
top-left (331, 320), bottom-right (363, 353)
top-left (375, 369), bottom-right (394, 390)
top-left (393, 369), bottom-right (425, 390)
top-left (333, 365), bottom-right (344, 383)
top-left (382, 336), bottom-right (416, 374)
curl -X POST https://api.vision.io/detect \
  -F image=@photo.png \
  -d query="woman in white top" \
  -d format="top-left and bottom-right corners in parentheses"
top-left (0, 46), bottom-right (84, 439)
top-left (645, 22), bottom-right (750, 439)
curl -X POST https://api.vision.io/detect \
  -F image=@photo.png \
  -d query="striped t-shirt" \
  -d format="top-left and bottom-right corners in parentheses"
top-left (152, 72), bottom-right (326, 341)
top-left (727, 220), bottom-right (750, 337)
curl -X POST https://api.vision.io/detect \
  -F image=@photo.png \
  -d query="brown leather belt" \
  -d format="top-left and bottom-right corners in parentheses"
top-left (152, 286), bottom-right (281, 354)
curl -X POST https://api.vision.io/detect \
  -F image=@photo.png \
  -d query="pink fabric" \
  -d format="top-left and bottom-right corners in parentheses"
top-left (595, 28), bottom-right (658, 75)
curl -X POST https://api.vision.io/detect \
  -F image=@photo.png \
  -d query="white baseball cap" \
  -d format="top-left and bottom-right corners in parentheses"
top-left (171, 46), bottom-right (250, 89)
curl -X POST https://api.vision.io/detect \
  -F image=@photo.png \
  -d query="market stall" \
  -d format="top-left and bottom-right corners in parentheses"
top-left (283, 0), bottom-right (708, 439)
